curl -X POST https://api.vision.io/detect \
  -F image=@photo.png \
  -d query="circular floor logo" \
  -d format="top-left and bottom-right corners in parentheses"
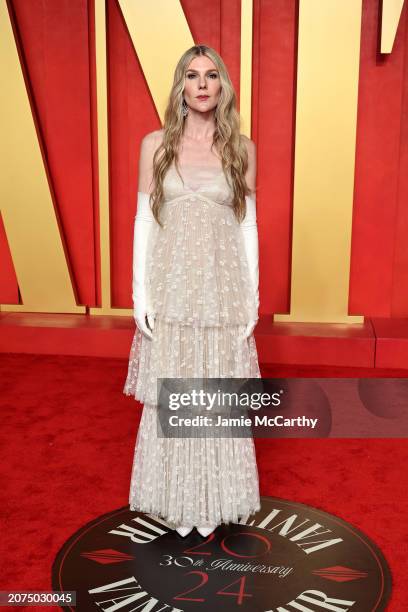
top-left (52, 497), bottom-right (391, 611)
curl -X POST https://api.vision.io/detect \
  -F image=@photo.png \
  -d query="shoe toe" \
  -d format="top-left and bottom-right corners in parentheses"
top-left (176, 526), bottom-right (193, 537)
top-left (197, 526), bottom-right (216, 537)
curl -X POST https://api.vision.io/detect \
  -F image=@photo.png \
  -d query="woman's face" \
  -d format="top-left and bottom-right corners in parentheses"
top-left (183, 55), bottom-right (221, 114)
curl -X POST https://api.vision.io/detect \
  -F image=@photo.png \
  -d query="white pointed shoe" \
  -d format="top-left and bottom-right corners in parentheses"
top-left (175, 526), bottom-right (193, 537)
top-left (197, 525), bottom-right (217, 537)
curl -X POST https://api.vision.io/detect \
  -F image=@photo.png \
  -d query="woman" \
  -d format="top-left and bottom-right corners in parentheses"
top-left (124, 44), bottom-right (261, 538)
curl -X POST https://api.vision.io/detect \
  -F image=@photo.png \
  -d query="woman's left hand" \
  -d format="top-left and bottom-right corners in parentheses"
top-left (244, 318), bottom-right (258, 339)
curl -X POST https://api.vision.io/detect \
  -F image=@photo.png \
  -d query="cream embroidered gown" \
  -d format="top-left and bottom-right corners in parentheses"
top-left (123, 161), bottom-right (261, 529)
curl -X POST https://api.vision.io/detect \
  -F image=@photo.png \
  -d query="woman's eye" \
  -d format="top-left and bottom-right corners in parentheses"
top-left (186, 73), bottom-right (218, 79)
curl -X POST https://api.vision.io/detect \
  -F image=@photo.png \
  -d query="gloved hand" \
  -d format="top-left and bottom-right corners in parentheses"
top-left (240, 193), bottom-right (259, 339)
top-left (132, 191), bottom-right (156, 339)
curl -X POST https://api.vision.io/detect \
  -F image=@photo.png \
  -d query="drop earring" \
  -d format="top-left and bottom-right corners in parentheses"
top-left (182, 99), bottom-right (189, 117)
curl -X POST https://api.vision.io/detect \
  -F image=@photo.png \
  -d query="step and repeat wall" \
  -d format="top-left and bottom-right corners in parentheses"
top-left (1, 0), bottom-right (407, 323)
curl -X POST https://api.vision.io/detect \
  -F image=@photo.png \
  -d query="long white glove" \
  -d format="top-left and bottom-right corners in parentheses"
top-left (240, 194), bottom-right (259, 338)
top-left (132, 191), bottom-right (156, 339)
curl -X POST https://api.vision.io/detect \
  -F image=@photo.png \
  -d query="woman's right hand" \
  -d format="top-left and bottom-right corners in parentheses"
top-left (133, 296), bottom-right (155, 340)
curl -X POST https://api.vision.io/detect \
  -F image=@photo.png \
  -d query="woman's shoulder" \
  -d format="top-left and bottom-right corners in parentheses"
top-left (141, 128), bottom-right (164, 148)
top-left (139, 130), bottom-right (164, 167)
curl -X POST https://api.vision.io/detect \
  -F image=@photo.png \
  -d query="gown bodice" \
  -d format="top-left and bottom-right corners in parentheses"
top-left (145, 158), bottom-right (258, 328)
top-left (163, 161), bottom-right (234, 207)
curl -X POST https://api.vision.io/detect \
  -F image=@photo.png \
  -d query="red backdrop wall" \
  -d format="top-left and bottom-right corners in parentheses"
top-left (1, 0), bottom-right (408, 318)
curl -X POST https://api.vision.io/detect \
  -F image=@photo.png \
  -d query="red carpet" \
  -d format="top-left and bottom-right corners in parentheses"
top-left (1, 352), bottom-right (406, 610)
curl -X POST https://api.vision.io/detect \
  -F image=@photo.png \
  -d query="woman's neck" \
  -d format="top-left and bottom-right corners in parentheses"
top-left (182, 112), bottom-right (216, 141)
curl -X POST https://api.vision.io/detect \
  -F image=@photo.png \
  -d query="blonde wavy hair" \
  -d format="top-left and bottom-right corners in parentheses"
top-left (150, 44), bottom-right (254, 228)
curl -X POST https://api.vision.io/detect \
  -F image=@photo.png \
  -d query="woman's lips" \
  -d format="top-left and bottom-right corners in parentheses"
top-left (197, 96), bottom-right (209, 100)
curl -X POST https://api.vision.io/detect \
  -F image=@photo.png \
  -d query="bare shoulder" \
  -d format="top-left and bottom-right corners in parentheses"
top-left (138, 130), bottom-right (164, 193)
top-left (141, 129), bottom-right (164, 152)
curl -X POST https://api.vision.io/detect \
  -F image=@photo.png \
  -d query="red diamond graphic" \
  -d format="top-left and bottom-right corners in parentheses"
top-left (312, 565), bottom-right (368, 582)
top-left (80, 548), bottom-right (135, 565)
